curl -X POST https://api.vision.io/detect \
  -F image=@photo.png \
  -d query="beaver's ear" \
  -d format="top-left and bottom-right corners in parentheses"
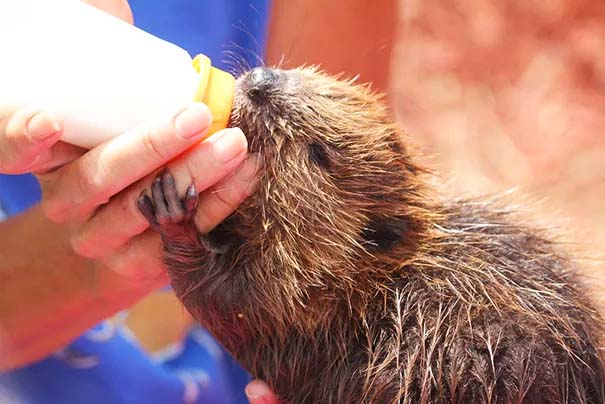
top-left (308, 141), bottom-right (347, 170)
top-left (308, 142), bottom-right (331, 169)
top-left (361, 216), bottom-right (408, 251)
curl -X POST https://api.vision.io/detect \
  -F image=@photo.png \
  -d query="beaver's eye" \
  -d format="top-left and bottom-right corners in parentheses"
top-left (308, 143), bottom-right (331, 169)
top-left (361, 217), bottom-right (408, 251)
top-left (320, 93), bottom-right (338, 101)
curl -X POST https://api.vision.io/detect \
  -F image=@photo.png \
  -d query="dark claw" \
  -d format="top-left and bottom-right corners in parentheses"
top-left (137, 169), bottom-right (200, 239)
top-left (152, 173), bottom-right (169, 223)
top-left (162, 170), bottom-right (185, 222)
top-left (184, 184), bottom-right (199, 220)
top-left (137, 191), bottom-right (159, 230)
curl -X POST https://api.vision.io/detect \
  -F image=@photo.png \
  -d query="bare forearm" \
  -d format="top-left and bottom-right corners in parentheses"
top-left (0, 205), bottom-right (165, 370)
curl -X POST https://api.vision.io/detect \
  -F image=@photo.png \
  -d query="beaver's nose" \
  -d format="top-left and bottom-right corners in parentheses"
top-left (245, 67), bottom-right (281, 103)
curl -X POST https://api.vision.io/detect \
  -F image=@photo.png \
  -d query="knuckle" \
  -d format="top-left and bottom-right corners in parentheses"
top-left (141, 128), bottom-right (170, 162)
top-left (104, 253), bottom-right (145, 281)
top-left (103, 254), bottom-right (129, 277)
top-left (40, 198), bottom-right (67, 223)
top-left (78, 166), bottom-right (104, 194)
top-left (75, 165), bottom-right (111, 208)
top-left (69, 233), bottom-right (99, 259)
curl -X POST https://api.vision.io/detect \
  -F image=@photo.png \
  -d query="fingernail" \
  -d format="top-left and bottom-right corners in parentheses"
top-left (26, 112), bottom-right (61, 141)
top-left (245, 381), bottom-right (272, 401)
top-left (174, 103), bottom-right (212, 139)
top-left (212, 127), bottom-right (248, 164)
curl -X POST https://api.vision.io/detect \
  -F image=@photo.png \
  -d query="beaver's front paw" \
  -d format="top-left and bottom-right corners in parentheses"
top-left (137, 169), bottom-right (199, 240)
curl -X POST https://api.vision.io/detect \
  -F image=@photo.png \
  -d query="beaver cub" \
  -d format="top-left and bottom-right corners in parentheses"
top-left (138, 67), bottom-right (605, 403)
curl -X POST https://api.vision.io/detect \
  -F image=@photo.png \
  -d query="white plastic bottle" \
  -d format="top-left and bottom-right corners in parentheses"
top-left (0, 0), bottom-right (235, 148)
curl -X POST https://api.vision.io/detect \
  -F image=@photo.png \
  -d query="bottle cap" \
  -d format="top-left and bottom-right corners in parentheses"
top-left (192, 54), bottom-right (235, 136)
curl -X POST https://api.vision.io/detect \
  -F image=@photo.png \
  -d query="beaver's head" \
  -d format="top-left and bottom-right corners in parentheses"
top-left (187, 67), bottom-right (434, 341)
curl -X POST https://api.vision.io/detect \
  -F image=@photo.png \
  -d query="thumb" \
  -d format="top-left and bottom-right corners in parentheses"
top-left (0, 107), bottom-right (63, 174)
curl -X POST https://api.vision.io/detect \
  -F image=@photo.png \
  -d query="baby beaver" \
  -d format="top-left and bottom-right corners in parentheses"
top-left (138, 67), bottom-right (605, 403)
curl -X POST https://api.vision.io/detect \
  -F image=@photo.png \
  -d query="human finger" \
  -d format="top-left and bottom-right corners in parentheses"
top-left (40, 102), bottom-right (212, 223)
top-left (70, 128), bottom-right (249, 259)
top-left (194, 153), bottom-right (261, 233)
top-left (0, 106), bottom-right (63, 174)
top-left (245, 380), bottom-right (281, 404)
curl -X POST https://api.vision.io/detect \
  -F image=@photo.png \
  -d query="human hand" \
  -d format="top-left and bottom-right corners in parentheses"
top-left (1, 98), bottom-right (257, 282)
top-left (0, 106), bottom-right (88, 175)
top-left (35, 103), bottom-right (256, 281)
top-left (245, 380), bottom-right (282, 404)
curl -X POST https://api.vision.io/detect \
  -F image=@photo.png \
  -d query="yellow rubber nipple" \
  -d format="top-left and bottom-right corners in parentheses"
top-left (192, 54), bottom-right (235, 136)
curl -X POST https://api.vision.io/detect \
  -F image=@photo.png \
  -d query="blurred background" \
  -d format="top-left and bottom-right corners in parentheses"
top-left (392, 0), bottom-right (605, 234)
top-left (388, 0), bottom-right (605, 307)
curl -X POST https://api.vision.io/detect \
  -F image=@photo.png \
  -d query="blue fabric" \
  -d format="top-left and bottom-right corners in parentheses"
top-left (129, 0), bottom-right (272, 73)
top-left (0, 1), bottom-right (271, 403)
top-left (1, 319), bottom-right (250, 404)
top-left (0, 174), bottom-right (41, 217)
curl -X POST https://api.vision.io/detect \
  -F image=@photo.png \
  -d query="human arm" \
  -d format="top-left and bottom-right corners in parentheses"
top-left (0, 205), bottom-right (164, 369)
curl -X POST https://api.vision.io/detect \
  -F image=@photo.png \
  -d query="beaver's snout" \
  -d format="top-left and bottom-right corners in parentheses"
top-left (240, 67), bottom-right (286, 104)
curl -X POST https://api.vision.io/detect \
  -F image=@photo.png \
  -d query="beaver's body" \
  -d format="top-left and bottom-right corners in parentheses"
top-left (138, 67), bottom-right (605, 403)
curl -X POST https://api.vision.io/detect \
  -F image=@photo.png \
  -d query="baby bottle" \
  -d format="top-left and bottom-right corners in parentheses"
top-left (0, 0), bottom-right (235, 148)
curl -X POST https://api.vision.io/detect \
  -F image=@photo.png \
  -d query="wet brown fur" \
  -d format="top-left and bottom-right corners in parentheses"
top-left (153, 67), bottom-right (605, 403)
